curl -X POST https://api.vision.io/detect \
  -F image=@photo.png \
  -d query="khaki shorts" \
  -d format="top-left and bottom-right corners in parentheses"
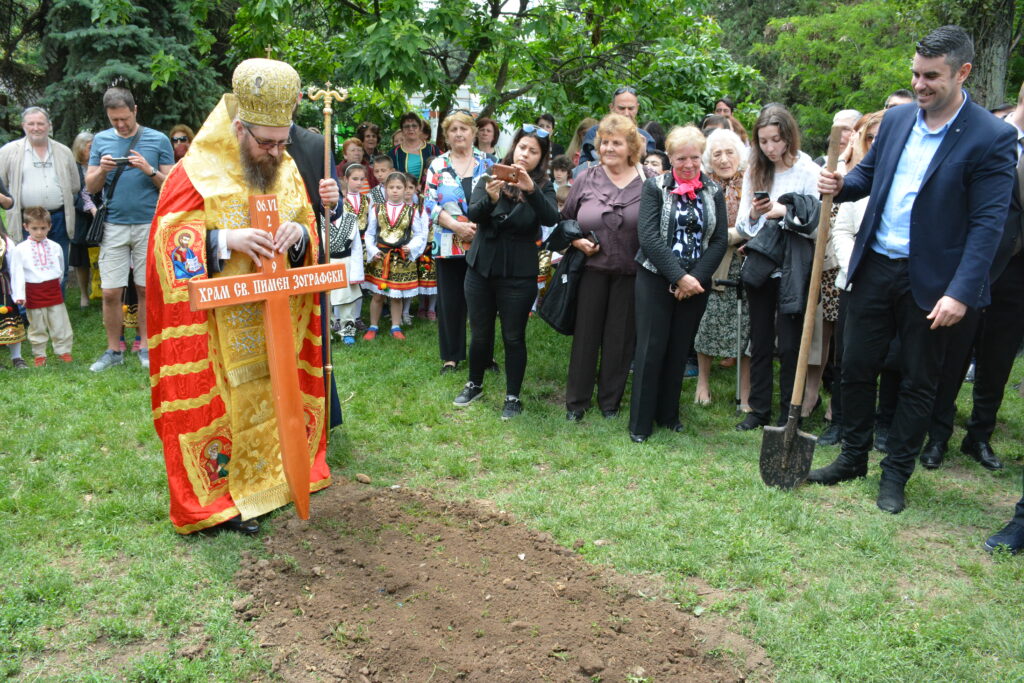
top-left (98, 222), bottom-right (151, 289)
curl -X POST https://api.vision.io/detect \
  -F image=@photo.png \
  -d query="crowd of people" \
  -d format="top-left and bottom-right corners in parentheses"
top-left (2, 25), bottom-right (1024, 548)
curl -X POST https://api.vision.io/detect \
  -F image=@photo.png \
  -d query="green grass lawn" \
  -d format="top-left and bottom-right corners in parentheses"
top-left (3, 286), bottom-right (1024, 681)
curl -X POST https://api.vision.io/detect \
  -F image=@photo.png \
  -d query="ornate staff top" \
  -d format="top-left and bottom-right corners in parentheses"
top-left (307, 82), bottom-right (349, 116)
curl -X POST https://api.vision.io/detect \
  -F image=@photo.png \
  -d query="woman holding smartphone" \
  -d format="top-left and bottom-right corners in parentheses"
top-left (452, 125), bottom-right (558, 419)
top-left (561, 113), bottom-right (652, 421)
top-left (630, 126), bottom-right (728, 442)
top-left (734, 105), bottom-right (821, 431)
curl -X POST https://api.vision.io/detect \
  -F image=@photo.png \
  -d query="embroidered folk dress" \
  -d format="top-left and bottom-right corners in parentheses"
top-left (362, 201), bottom-right (427, 298)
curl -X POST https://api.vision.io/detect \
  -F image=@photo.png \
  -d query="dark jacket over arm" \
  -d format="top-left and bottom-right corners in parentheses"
top-left (636, 173), bottom-right (728, 289)
top-left (466, 180), bottom-right (558, 278)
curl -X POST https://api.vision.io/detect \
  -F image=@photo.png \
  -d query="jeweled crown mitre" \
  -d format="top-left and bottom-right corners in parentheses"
top-left (232, 58), bottom-right (300, 127)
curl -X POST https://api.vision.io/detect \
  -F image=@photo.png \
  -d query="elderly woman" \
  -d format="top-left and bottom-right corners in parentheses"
top-left (168, 124), bottom-right (194, 162)
top-left (70, 131), bottom-right (96, 308)
top-left (424, 112), bottom-right (494, 374)
top-left (389, 112), bottom-right (441, 184)
top-left (453, 126), bottom-right (558, 418)
top-left (629, 126), bottom-right (728, 442)
top-left (562, 113), bottom-right (651, 421)
top-left (694, 128), bottom-right (750, 408)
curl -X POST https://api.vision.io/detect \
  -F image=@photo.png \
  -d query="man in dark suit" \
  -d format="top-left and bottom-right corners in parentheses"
top-left (918, 98), bottom-right (1023, 471)
top-left (981, 87), bottom-right (1024, 555)
top-left (287, 119), bottom-right (344, 430)
top-left (808, 25), bottom-right (1018, 514)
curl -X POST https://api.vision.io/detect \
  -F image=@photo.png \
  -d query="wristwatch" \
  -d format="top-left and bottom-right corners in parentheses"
top-left (148, 168), bottom-right (158, 177)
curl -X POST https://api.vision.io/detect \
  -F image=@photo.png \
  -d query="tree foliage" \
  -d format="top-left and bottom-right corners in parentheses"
top-left (229, 0), bottom-right (760, 147)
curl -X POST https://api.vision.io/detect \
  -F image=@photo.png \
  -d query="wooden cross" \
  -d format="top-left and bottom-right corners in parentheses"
top-left (187, 195), bottom-right (347, 520)
top-left (264, 45), bottom-right (273, 59)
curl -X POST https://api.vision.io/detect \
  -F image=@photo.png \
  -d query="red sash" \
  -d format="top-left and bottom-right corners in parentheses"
top-left (25, 279), bottom-right (62, 309)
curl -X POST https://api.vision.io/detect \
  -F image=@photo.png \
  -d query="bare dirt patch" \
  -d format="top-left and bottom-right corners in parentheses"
top-left (237, 480), bottom-right (771, 682)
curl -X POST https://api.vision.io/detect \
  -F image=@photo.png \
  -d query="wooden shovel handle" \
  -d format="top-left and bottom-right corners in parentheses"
top-left (789, 125), bottom-right (845, 407)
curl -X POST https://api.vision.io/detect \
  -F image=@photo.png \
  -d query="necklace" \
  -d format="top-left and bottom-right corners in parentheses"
top-left (449, 152), bottom-right (474, 178)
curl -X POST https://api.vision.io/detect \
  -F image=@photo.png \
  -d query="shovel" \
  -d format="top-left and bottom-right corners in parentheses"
top-left (759, 124), bottom-right (844, 489)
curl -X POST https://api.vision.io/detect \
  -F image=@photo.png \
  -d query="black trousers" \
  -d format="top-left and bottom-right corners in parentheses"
top-left (436, 257), bottom-right (469, 363)
top-left (745, 277), bottom-right (802, 423)
top-left (834, 291), bottom-right (900, 435)
top-left (925, 307), bottom-right (980, 445)
top-left (566, 269), bottom-right (636, 413)
top-left (966, 251), bottom-right (1024, 443)
top-left (464, 267), bottom-right (535, 396)
top-left (629, 268), bottom-right (707, 436)
top-left (840, 251), bottom-right (952, 484)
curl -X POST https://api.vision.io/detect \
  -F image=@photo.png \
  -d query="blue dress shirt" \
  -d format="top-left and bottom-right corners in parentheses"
top-left (872, 93), bottom-right (969, 259)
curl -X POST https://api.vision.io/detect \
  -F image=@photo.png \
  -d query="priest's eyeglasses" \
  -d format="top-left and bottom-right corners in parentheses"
top-left (242, 123), bottom-right (291, 150)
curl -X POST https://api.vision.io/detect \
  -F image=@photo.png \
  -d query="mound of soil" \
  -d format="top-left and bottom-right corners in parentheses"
top-left (235, 480), bottom-right (771, 682)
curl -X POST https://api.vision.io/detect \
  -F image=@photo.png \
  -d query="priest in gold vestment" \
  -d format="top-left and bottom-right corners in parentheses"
top-left (146, 59), bottom-right (332, 534)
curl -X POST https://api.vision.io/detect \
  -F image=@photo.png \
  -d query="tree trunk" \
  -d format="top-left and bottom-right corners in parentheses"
top-left (943, 0), bottom-right (1016, 107)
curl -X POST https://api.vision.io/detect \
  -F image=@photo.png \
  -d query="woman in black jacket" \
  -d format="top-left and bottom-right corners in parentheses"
top-left (629, 126), bottom-right (728, 442)
top-left (452, 126), bottom-right (559, 419)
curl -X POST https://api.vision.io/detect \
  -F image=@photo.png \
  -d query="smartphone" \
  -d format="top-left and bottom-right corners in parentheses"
top-left (753, 191), bottom-right (770, 201)
top-left (491, 164), bottom-right (518, 183)
top-left (110, 157), bottom-right (131, 165)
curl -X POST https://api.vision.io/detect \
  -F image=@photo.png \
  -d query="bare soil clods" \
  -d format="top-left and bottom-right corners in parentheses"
top-left (236, 481), bottom-right (770, 682)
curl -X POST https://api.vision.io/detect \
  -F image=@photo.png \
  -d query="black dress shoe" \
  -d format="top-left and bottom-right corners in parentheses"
top-left (566, 410), bottom-right (585, 422)
top-left (817, 421), bottom-right (841, 446)
top-left (663, 422), bottom-right (685, 433)
top-left (221, 515), bottom-right (260, 535)
top-left (735, 414), bottom-right (766, 431)
top-left (961, 437), bottom-right (1004, 471)
top-left (601, 408), bottom-right (618, 418)
top-left (919, 440), bottom-right (947, 470)
top-left (629, 432), bottom-right (648, 443)
top-left (984, 521), bottom-right (1024, 554)
top-left (440, 362), bottom-right (458, 375)
top-left (487, 360), bottom-right (500, 374)
top-left (806, 457), bottom-right (867, 485)
top-left (876, 477), bottom-right (906, 514)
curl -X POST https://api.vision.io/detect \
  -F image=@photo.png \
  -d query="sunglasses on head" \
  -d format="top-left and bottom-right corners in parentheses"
top-left (613, 86), bottom-right (638, 97)
top-left (171, 136), bottom-right (189, 143)
top-left (520, 124), bottom-right (550, 138)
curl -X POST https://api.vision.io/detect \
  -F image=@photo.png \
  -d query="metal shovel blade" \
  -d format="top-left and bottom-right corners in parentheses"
top-left (759, 409), bottom-right (816, 489)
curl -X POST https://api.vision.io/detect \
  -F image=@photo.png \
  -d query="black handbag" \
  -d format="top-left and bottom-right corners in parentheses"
top-left (538, 245), bottom-right (586, 335)
top-left (85, 127), bottom-right (144, 246)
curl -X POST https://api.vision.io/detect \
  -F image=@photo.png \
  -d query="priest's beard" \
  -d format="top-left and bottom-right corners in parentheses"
top-left (240, 144), bottom-right (283, 193)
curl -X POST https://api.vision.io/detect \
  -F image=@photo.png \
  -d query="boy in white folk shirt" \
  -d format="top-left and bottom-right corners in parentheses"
top-left (13, 206), bottom-right (73, 365)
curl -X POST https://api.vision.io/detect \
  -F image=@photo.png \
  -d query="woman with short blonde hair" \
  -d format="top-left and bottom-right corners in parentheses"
top-left (596, 114), bottom-right (644, 167)
top-left (560, 113), bottom-right (652, 421)
top-left (629, 125), bottom-right (728, 440)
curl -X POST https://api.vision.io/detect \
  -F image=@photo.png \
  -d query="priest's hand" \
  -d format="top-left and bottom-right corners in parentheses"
top-left (227, 228), bottom-right (276, 267)
top-left (274, 221), bottom-right (305, 253)
top-left (319, 178), bottom-right (340, 208)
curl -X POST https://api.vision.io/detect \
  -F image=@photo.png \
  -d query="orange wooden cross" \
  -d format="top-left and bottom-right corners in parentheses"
top-left (187, 195), bottom-right (347, 520)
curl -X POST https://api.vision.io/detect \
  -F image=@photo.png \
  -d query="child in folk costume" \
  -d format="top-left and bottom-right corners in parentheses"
top-left (0, 226), bottom-right (28, 369)
top-left (331, 164), bottom-right (368, 345)
top-left (13, 207), bottom-right (73, 365)
top-left (408, 174), bottom-right (437, 321)
top-left (362, 172), bottom-right (427, 340)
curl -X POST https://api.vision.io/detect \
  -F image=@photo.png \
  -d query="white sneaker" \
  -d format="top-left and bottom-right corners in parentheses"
top-left (90, 350), bottom-right (124, 372)
top-left (139, 350), bottom-right (150, 369)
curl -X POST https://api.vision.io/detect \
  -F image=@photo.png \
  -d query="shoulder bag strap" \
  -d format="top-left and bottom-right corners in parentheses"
top-left (105, 126), bottom-right (145, 203)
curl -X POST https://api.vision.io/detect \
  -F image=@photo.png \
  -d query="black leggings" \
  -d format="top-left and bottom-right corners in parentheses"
top-left (464, 267), bottom-right (536, 396)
